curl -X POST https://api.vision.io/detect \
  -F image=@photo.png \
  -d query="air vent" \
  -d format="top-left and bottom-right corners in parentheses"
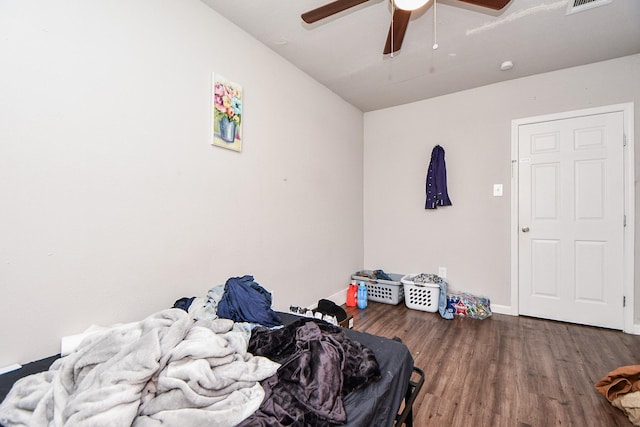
top-left (566, 0), bottom-right (612, 15)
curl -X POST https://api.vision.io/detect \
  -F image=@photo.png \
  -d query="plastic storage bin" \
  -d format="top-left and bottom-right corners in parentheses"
top-left (351, 270), bottom-right (405, 305)
top-left (401, 274), bottom-right (440, 312)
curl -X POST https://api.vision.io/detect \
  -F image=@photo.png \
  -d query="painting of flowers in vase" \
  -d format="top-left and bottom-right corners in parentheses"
top-left (212, 74), bottom-right (242, 152)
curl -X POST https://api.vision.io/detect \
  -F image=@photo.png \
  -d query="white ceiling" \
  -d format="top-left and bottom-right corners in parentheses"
top-left (201, 0), bottom-right (640, 112)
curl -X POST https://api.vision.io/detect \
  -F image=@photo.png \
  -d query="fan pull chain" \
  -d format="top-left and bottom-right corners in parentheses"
top-left (432, 0), bottom-right (438, 50)
top-left (390, 0), bottom-right (395, 58)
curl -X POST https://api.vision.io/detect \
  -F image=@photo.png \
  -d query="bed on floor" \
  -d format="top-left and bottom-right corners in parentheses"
top-left (0, 279), bottom-right (423, 427)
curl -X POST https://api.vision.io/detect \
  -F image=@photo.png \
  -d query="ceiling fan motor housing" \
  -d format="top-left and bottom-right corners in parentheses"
top-left (302, 0), bottom-right (511, 54)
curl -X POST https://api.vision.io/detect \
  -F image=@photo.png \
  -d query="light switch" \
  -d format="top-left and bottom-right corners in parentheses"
top-left (438, 267), bottom-right (447, 278)
top-left (493, 184), bottom-right (503, 197)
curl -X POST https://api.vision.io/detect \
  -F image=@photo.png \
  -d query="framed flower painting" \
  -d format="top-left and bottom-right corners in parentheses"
top-left (212, 74), bottom-right (242, 152)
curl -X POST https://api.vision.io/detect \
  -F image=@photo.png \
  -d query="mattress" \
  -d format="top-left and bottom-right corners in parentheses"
top-left (278, 312), bottom-right (416, 426)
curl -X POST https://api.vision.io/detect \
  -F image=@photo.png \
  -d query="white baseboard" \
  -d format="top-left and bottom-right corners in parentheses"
top-left (490, 306), bottom-right (640, 336)
top-left (490, 304), bottom-right (515, 316)
top-left (325, 288), bottom-right (348, 307)
top-left (0, 363), bottom-right (22, 376)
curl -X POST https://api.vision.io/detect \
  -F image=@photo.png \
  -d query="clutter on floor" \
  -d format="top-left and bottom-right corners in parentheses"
top-left (354, 269), bottom-right (491, 320)
top-left (401, 274), bottom-right (441, 313)
top-left (445, 291), bottom-right (492, 319)
top-left (401, 273), bottom-right (453, 320)
top-left (346, 280), bottom-right (358, 307)
top-left (357, 281), bottom-right (368, 309)
top-left (596, 365), bottom-right (640, 426)
top-left (352, 270), bottom-right (405, 305)
top-left (289, 299), bottom-right (353, 329)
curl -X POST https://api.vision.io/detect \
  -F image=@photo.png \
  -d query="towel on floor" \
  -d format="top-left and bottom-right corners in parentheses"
top-left (595, 365), bottom-right (640, 402)
top-left (613, 391), bottom-right (640, 426)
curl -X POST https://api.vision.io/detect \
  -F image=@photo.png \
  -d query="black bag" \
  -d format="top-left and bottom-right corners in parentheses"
top-left (316, 299), bottom-right (347, 323)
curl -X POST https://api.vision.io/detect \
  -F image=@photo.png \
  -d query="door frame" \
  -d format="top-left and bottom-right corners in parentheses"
top-left (510, 103), bottom-right (635, 333)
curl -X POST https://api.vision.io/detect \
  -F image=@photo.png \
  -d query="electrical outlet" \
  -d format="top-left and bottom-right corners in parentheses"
top-left (438, 267), bottom-right (447, 278)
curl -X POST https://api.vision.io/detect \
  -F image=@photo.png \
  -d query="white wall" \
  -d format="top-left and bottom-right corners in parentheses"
top-left (364, 54), bottom-right (640, 319)
top-left (0, 0), bottom-right (364, 367)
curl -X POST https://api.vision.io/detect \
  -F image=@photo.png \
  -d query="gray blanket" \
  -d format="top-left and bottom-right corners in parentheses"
top-left (0, 309), bottom-right (280, 427)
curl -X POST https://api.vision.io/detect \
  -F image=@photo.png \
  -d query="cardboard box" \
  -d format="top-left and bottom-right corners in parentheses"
top-left (339, 314), bottom-right (354, 329)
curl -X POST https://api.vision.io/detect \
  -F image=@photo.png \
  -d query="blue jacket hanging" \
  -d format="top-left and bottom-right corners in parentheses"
top-left (425, 145), bottom-right (452, 209)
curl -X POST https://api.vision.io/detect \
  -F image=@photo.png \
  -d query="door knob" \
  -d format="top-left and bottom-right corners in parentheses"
top-left (522, 227), bottom-right (530, 232)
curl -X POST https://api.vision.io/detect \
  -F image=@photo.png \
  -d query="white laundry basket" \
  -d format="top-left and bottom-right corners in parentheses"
top-left (401, 274), bottom-right (440, 312)
top-left (351, 270), bottom-right (405, 305)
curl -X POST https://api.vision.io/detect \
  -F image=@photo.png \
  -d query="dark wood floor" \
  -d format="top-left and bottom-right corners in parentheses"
top-left (344, 302), bottom-right (640, 427)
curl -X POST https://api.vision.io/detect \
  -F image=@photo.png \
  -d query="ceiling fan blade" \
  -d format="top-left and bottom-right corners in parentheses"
top-left (383, 9), bottom-right (411, 55)
top-left (457, 0), bottom-right (511, 10)
top-left (301, 0), bottom-right (370, 23)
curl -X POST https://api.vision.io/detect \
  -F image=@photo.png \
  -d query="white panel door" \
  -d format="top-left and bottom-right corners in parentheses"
top-left (518, 112), bottom-right (624, 329)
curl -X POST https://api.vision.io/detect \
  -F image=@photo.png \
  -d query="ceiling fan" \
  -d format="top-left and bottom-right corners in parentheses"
top-left (301, 0), bottom-right (511, 54)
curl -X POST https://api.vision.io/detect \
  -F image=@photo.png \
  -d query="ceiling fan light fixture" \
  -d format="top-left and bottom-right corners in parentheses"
top-left (394, 0), bottom-right (429, 11)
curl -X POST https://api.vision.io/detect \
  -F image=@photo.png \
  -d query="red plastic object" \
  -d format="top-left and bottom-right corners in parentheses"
top-left (346, 284), bottom-right (358, 307)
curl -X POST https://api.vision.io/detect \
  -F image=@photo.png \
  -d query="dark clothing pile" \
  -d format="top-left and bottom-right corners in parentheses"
top-left (217, 275), bottom-right (282, 327)
top-left (172, 296), bottom-right (195, 311)
top-left (237, 318), bottom-right (381, 426)
top-left (171, 275), bottom-right (282, 328)
top-left (316, 299), bottom-right (348, 324)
